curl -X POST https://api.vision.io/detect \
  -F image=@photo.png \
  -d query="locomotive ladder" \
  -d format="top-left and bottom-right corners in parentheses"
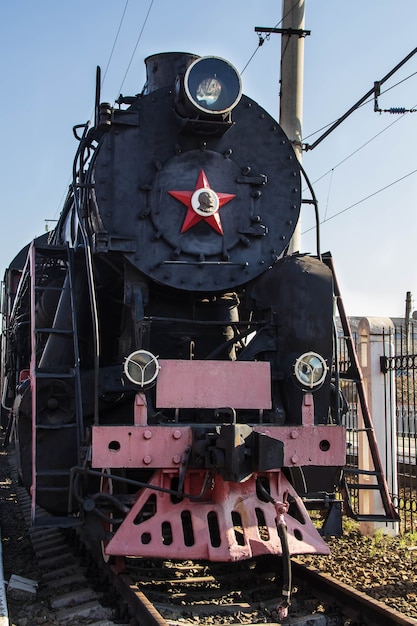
top-left (29, 241), bottom-right (83, 527)
top-left (323, 252), bottom-right (399, 523)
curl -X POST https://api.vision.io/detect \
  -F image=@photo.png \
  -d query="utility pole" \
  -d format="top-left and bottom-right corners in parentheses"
top-left (256, 0), bottom-right (308, 253)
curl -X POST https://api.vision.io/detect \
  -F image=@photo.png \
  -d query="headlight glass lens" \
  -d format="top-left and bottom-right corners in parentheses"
top-left (196, 77), bottom-right (222, 106)
top-left (294, 351), bottom-right (328, 389)
top-left (124, 350), bottom-right (160, 387)
top-left (184, 56), bottom-right (242, 114)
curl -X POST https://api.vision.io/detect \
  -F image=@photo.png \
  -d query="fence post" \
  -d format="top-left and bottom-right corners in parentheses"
top-left (357, 317), bottom-right (399, 535)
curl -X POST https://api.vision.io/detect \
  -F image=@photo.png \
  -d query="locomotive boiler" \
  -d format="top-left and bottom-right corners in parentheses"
top-left (2, 52), bottom-right (359, 575)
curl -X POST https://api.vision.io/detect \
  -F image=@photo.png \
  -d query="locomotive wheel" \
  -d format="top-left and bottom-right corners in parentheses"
top-left (99, 469), bottom-right (125, 572)
top-left (100, 468), bottom-right (115, 563)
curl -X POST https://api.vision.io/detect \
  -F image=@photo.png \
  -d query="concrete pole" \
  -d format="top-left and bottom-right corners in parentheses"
top-left (279, 0), bottom-right (305, 253)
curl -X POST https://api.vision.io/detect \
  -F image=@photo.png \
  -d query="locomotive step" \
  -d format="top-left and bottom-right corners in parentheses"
top-left (34, 327), bottom-right (74, 335)
top-left (34, 244), bottom-right (68, 256)
top-left (32, 515), bottom-right (82, 528)
top-left (35, 422), bottom-right (78, 430)
top-left (351, 514), bottom-right (401, 522)
top-left (34, 370), bottom-right (76, 378)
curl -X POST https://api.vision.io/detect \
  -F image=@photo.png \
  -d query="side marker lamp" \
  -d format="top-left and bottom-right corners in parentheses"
top-left (124, 350), bottom-right (160, 388)
top-left (293, 351), bottom-right (328, 390)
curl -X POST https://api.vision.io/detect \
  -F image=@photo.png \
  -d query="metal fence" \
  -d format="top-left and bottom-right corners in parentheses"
top-left (381, 321), bottom-right (417, 532)
top-left (339, 318), bottom-right (417, 532)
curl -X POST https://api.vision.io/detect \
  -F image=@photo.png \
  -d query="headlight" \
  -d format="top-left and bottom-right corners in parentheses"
top-left (124, 350), bottom-right (160, 387)
top-left (293, 351), bottom-right (328, 390)
top-left (178, 56), bottom-right (242, 117)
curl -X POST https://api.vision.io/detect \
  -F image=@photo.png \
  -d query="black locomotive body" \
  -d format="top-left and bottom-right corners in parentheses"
top-left (2, 53), bottom-right (349, 566)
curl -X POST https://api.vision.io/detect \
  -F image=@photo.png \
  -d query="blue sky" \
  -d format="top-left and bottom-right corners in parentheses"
top-left (1, 1), bottom-right (416, 317)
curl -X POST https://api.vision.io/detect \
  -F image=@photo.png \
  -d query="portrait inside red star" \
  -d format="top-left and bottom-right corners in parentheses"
top-left (168, 169), bottom-right (235, 235)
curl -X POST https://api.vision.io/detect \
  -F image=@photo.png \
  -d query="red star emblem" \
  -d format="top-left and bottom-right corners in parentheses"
top-left (168, 170), bottom-right (235, 235)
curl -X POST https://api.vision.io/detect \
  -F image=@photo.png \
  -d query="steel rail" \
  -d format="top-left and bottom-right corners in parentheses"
top-left (293, 559), bottom-right (417, 626)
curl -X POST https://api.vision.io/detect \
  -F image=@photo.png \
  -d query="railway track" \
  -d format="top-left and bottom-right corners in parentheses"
top-left (292, 560), bottom-right (417, 626)
top-left (121, 557), bottom-right (417, 626)
top-left (3, 449), bottom-right (417, 626)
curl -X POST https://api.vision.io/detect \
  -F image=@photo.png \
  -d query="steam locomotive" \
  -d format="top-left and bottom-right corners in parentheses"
top-left (2, 52), bottom-right (350, 576)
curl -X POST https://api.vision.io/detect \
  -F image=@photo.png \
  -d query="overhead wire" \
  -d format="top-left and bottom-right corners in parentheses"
top-left (303, 167), bottom-right (417, 234)
top-left (323, 168), bottom-right (333, 222)
top-left (101, 0), bottom-right (130, 87)
top-left (115, 0), bottom-right (154, 99)
top-left (302, 105), bottom-right (417, 234)
top-left (309, 108), bottom-right (410, 187)
top-left (303, 70), bottom-right (417, 142)
top-left (301, 72), bottom-right (417, 228)
top-left (238, 5), bottom-right (417, 232)
top-left (241, 2), bottom-right (297, 74)
top-left (52, 0), bottom-right (146, 221)
top-left (52, 2), bottom-right (415, 237)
